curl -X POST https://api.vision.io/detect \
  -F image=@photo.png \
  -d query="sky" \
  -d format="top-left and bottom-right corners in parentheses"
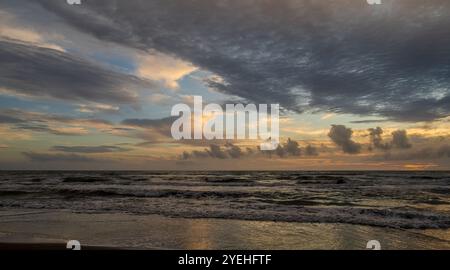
top-left (1, 0), bottom-right (450, 170)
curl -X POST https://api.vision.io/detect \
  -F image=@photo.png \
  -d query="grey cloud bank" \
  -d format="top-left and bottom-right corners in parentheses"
top-left (0, 40), bottom-right (153, 105)
top-left (34, 0), bottom-right (450, 122)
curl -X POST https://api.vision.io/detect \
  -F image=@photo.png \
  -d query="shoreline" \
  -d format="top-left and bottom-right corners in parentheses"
top-left (0, 242), bottom-right (120, 250)
top-left (0, 209), bottom-right (449, 250)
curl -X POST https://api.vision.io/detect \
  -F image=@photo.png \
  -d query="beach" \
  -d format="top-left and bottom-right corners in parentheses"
top-left (0, 171), bottom-right (449, 250)
top-left (0, 209), bottom-right (449, 250)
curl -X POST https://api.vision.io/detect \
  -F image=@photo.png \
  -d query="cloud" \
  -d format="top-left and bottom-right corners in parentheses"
top-left (182, 143), bottom-right (250, 160)
top-left (0, 109), bottom-right (114, 136)
top-left (208, 144), bottom-right (228, 159)
top-left (182, 139), bottom-right (318, 160)
top-left (328, 125), bottom-right (361, 154)
top-left (0, 9), bottom-right (64, 51)
top-left (121, 116), bottom-right (176, 141)
top-left (0, 114), bottom-right (24, 124)
top-left (52, 145), bottom-right (130, 154)
top-left (321, 113), bottom-right (336, 120)
top-left (76, 103), bottom-right (120, 114)
top-left (261, 139), bottom-right (321, 158)
top-left (189, 150), bottom-right (211, 159)
top-left (148, 94), bottom-right (173, 105)
top-left (225, 142), bottom-right (242, 159)
top-left (0, 40), bottom-right (153, 105)
top-left (137, 51), bottom-right (197, 89)
top-left (304, 144), bottom-right (319, 156)
top-left (35, 0), bottom-right (450, 122)
top-left (368, 127), bottom-right (391, 150)
top-left (371, 145), bottom-right (450, 161)
top-left (350, 120), bottom-right (389, 124)
top-left (367, 127), bottom-right (413, 151)
top-left (283, 138), bottom-right (301, 156)
top-left (22, 151), bottom-right (95, 162)
top-left (391, 130), bottom-right (412, 149)
top-left (121, 117), bottom-right (177, 130)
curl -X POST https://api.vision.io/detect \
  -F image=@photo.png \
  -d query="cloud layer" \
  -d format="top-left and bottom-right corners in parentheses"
top-left (0, 40), bottom-right (152, 105)
top-left (36, 0), bottom-right (450, 121)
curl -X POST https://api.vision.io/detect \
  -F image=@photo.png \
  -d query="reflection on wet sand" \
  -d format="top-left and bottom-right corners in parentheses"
top-left (0, 210), bottom-right (449, 249)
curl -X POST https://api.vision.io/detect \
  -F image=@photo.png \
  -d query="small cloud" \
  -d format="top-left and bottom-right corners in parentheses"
top-left (208, 144), bottom-right (228, 159)
top-left (137, 51), bottom-right (197, 89)
top-left (22, 152), bottom-right (95, 162)
top-left (321, 113), bottom-right (335, 120)
top-left (0, 109), bottom-right (114, 137)
top-left (328, 125), bottom-right (361, 154)
top-left (181, 143), bottom-right (246, 160)
top-left (350, 120), bottom-right (389, 124)
top-left (49, 127), bottom-right (89, 136)
top-left (368, 127), bottom-right (391, 150)
top-left (148, 94), bottom-right (173, 105)
top-left (77, 103), bottom-right (120, 114)
top-left (283, 138), bottom-right (301, 156)
top-left (392, 130), bottom-right (412, 149)
top-left (52, 145), bottom-right (130, 154)
top-left (180, 95), bottom-right (196, 107)
top-left (304, 144), bottom-right (319, 156)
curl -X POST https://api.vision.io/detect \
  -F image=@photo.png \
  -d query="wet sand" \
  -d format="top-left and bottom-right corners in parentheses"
top-left (0, 209), bottom-right (449, 250)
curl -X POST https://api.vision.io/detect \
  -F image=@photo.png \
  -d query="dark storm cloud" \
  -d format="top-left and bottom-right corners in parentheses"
top-left (52, 145), bottom-right (129, 153)
top-left (328, 125), bottom-right (361, 154)
top-left (36, 0), bottom-right (450, 121)
top-left (0, 40), bottom-right (152, 105)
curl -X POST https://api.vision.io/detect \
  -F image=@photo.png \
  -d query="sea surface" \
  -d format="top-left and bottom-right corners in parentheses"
top-left (0, 171), bottom-right (450, 230)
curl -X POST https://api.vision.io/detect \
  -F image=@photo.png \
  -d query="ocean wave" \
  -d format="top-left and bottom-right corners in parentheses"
top-left (0, 190), bottom-right (34, 196)
top-left (2, 171), bottom-right (450, 230)
top-left (62, 176), bottom-right (109, 183)
top-left (52, 187), bottom-right (257, 199)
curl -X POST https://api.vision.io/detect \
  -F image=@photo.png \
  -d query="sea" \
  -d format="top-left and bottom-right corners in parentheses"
top-left (1, 171), bottom-right (449, 230)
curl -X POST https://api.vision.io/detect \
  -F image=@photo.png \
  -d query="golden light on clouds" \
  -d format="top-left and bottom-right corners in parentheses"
top-left (137, 51), bottom-right (197, 89)
top-left (0, 10), bottom-right (64, 52)
top-left (403, 164), bottom-right (439, 170)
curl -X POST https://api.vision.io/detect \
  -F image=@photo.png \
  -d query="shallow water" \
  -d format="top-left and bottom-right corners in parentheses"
top-left (0, 210), bottom-right (448, 249)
